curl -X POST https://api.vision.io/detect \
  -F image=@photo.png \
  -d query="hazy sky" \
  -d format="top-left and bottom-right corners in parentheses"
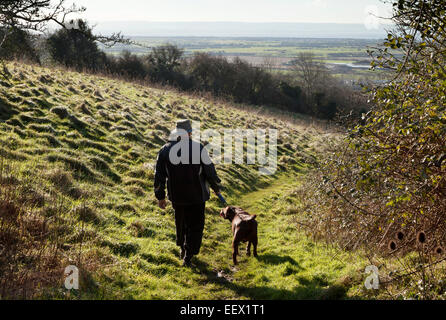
top-left (71, 0), bottom-right (392, 24)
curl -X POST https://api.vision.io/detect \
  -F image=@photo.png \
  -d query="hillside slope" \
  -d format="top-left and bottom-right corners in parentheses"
top-left (0, 62), bottom-right (367, 299)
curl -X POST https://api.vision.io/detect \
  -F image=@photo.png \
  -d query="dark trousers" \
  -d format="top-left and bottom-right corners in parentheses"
top-left (173, 202), bottom-right (205, 257)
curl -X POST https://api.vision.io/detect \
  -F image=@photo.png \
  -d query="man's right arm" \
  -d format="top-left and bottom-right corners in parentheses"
top-left (154, 146), bottom-right (168, 202)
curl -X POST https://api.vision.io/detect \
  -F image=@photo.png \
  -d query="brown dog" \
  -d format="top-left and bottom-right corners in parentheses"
top-left (220, 206), bottom-right (258, 265)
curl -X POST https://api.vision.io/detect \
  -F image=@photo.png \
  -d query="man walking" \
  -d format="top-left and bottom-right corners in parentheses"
top-left (154, 119), bottom-right (222, 267)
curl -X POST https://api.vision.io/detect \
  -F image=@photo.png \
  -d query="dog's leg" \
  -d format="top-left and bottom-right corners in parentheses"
top-left (232, 239), bottom-right (239, 265)
top-left (253, 236), bottom-right (258, 258)
top-left (246, 242), bottom-right (251, 256)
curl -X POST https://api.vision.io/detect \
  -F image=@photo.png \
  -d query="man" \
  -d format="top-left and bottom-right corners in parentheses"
top-left (154, 119), bottom-right (222, 267)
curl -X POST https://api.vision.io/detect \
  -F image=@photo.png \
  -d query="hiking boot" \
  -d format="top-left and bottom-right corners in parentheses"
top-left (183, 256), bottom-right (193, 268)
top-left (180, 246), bottom-right (186, 260)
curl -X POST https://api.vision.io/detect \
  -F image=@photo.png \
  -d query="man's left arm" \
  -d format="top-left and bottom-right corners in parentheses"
top-left (201, 145), bottom-right (222, 194)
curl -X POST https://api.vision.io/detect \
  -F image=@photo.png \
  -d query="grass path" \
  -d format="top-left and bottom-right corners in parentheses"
top-left (206, 174), bottom-right (368, 300)
top-left (115, 174), bottom-right (368, 300)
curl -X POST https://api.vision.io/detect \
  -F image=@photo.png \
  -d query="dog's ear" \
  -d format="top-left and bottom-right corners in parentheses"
top-left (226, 206), bottom-right (237, 219)
top-left (220, 206), bottom-right (232, 218)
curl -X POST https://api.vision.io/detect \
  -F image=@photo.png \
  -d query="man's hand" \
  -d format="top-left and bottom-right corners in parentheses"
top-left (158, 199), bottom-right (167, 210)
top-left (215, 192), bottom-right (228, 206)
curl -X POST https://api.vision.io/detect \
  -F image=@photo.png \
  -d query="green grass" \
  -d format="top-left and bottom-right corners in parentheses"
top-left (77, 175), bottom-right (369, 300)
top-left (0, 61), bottom-right (370, 300)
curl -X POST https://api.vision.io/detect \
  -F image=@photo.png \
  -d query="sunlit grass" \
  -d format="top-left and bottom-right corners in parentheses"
top-left (1, 61), bottom-right (367, 299)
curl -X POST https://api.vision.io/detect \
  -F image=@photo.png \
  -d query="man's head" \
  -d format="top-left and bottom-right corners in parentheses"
top-left (176, 119), bottom-right (192, 134)
top-left (169, 119), bottom-right (193, 141)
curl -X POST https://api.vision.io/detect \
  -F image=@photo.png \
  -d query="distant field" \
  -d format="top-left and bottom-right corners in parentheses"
top-left (100, 37), bottom-right (388, 81)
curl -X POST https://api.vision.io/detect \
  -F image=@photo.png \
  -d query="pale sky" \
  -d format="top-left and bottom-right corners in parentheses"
top-left (70, 0), bottom-right (392, 24)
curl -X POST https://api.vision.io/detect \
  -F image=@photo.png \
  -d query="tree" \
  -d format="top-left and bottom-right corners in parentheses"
top-left (112, 50), bottom-right (147, 79)
top-left (0, 1), bottom-right (82, 30)
top-left (47, 19), bottom-right (107, 72)
top-left (0, 0), bottom-right (126, 68)
top-left (0, 1), bottom-right (83, 52)
top-left (146, 44), bottom-right (184, 84)
top-left (261, 56), bottom-right (278, 73)
top-left (291, 52), bottom-right (344, 117)
top-left (0, 27), bottom-right (39, 62)
top-left (291, 52), bottom-right (329, 99)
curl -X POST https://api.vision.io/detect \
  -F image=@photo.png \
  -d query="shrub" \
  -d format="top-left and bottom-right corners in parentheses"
top-left (299, 0), bottom-right (446, 299)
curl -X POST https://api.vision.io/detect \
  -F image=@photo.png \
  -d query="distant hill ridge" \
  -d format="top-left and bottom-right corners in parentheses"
top-left (92, 21), bottom-right (390, 39)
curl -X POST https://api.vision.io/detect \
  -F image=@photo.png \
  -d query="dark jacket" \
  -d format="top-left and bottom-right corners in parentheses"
top-left (154, 138), bottom-right (222, 205)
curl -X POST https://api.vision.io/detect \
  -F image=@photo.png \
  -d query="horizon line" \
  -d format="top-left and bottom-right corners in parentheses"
top-left (91, 20), bottom-right (393, 25)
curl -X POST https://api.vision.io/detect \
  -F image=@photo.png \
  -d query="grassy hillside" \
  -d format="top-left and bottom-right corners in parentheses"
top-left (0, 62), bottom-right (370, 299)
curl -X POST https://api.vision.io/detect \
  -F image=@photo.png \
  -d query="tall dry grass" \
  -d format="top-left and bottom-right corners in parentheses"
top-left (0, 153), bottom-right (98, 299)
